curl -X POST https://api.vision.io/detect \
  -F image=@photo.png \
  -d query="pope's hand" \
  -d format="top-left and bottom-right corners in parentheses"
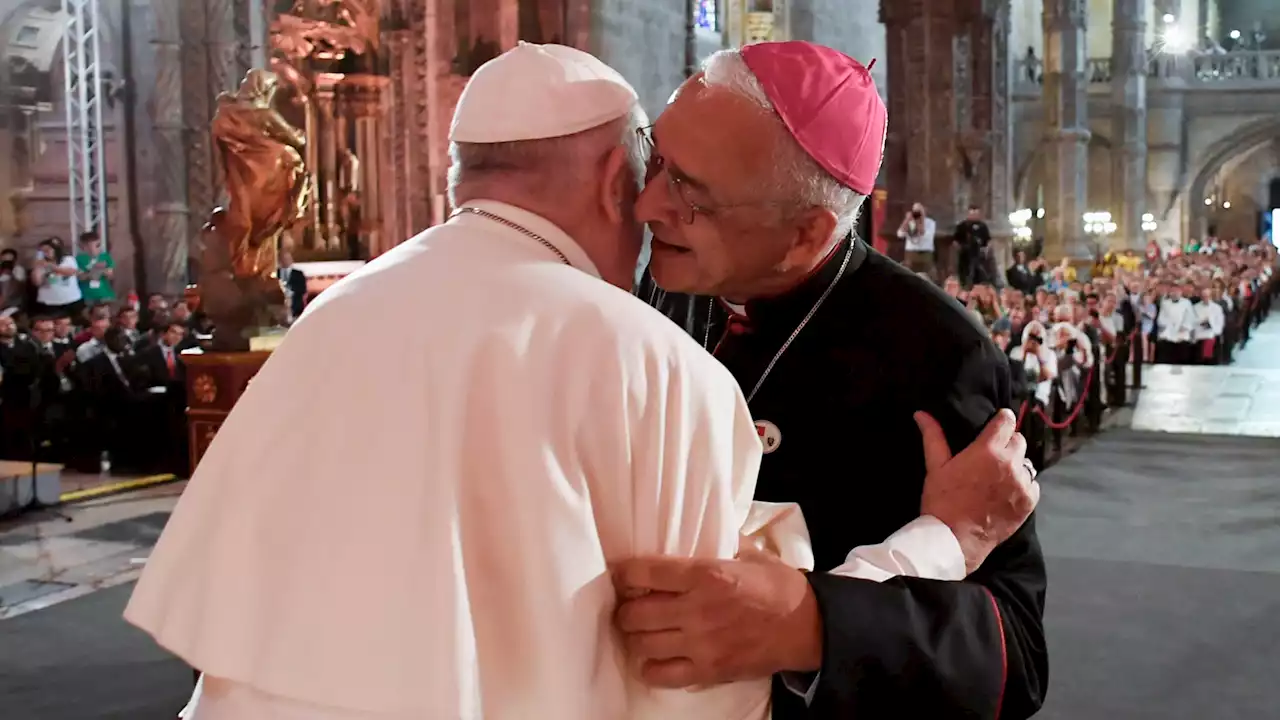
top-left (611, 549), bottom-right (821, 688)
top-left (916, 408), bottom-right (1040, 574)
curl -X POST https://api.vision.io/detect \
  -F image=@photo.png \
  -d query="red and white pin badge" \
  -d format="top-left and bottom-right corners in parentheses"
top-left (755, 420), bottom-right (782, 454)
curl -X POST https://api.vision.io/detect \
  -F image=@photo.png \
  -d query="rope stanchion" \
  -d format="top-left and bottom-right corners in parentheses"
top-left (1105, 328), bottom-right (1139, 365)
top-left (1033, 364), bottom-right (1094, 430)
top-left (1014, 398), bottom-right (1031, 432)
top-left (1015, 325), bottom-right (1125, 433)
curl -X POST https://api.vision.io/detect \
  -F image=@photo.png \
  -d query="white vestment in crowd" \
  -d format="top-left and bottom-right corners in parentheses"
top-left (1157, 296), bottom-right (1196, 343)
top-left (128, 202), bottom-right (962, 720)
top-left (1193, 300), bottom-right (1224, 342)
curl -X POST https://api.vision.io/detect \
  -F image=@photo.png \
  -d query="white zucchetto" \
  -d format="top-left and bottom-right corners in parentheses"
top-left (449, 42), bottom-right (639, 143)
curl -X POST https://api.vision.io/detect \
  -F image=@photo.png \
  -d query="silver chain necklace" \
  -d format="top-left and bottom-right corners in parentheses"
top-left (714, 244), bottom-right (853, 404)
top-left (451, 207), bottom-right (571, 266)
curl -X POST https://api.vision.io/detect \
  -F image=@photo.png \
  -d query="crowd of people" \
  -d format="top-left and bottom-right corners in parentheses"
top-left (932, 232), bottom-right (1278, 469)
top-left (0, 232), bottom-right (210, 478)
top-left (4, 222), bottom-right (1276, 484)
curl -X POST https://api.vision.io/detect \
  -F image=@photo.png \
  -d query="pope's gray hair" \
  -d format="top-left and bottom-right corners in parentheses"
top-left (701, 49), bottom-right (867, 241)
top-left (447, 104), bottom-right (650, 207)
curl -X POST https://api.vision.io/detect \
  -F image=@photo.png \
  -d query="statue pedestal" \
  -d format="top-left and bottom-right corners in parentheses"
top-left (185, 351), bottom-right (273, 474)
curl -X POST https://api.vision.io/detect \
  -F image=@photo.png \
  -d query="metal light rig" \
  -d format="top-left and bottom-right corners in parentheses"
top-left (61, 0), bottom-right (108, 252)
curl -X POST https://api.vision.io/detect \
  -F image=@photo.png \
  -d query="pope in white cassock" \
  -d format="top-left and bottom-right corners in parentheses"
top-left (125, 43), bottom-right (1035, 719)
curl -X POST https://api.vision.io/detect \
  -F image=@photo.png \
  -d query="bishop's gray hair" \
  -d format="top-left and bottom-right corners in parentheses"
top-left (701, 49), bottom-right (869, 241)
top-left (447, 103), bottom-right (650, 207)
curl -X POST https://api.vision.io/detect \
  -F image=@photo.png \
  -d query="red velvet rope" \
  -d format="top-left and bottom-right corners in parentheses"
top-left (1033, 364), bottom-right (1094, 430)
top-left (1105, 328), bottom-right (1139, 365)
top-left (1015, 328), bottom-right (1134, 433)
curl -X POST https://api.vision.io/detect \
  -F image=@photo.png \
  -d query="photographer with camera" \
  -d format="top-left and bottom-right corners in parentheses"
top-left (1008, 321), bottom-right (1055, 470)
top-left (897, 202), bottom-right (936, 279)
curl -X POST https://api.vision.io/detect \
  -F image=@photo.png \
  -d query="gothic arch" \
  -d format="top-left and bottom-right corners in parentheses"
top-left (1184, 116), bottom-right (1280, 237)
top-left (1014, 130), bottom-right (1113, 209)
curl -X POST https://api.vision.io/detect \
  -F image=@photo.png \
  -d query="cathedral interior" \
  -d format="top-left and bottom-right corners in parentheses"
top-left (0, 0), bottom-right (1277, 296)
top-left (0, 1), bottom-right (1278, 718)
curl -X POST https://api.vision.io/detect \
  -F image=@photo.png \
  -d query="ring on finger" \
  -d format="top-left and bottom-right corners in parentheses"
top-left (1021, 458), bottom-right (1038, 482)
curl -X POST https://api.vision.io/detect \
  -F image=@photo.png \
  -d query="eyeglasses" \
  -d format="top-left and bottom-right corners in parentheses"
top-left (636, 126), bottom-right (793, 226)
top-left (636, 125), bottom-right (708, 225)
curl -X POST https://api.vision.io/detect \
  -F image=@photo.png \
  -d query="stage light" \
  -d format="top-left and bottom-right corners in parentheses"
top-left (1204, 197), bottom-right (1213, 205)
top-left (1223, 201), bottom-right (1232, 209)
top-left (1009, 208), bottom-right (1034, 226)
top-left (1162, 26), bottom-right (1191, 53)
top-left (1230, 30), bottom-right (1241, 40)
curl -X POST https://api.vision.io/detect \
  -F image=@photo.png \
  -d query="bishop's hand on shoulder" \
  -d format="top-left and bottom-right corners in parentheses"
top-left (915, 409), bottom-right (1039, 574)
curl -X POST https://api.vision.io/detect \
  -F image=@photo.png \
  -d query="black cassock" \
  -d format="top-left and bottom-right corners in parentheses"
top-left (637, 236), bottom-right (1048, 719)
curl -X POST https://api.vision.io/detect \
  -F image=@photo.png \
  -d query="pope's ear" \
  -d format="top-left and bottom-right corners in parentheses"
top-left (599, 145), bottom-right (631, 226)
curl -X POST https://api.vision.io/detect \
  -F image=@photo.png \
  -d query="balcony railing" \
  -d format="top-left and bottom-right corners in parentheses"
top-left (1014, 50), bottom-right (1280, 94)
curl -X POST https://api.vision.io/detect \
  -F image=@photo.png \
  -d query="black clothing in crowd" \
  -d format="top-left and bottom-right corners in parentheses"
top-left (954, 215), bottom-right (993, 287)
top-left (0, 317), bottom-right (192, 478)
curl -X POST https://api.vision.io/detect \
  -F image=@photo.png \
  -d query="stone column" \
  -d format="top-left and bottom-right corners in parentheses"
top-left (878, 0), bottom-right (963, 259)
top-left (1110, 0), bottom-right (1147, 251)
top-left (150, 0), bottom-right (191, 293)
top-left (242, 0), bottom-right (268, 71)
top-left (406, 0), bottom-right (438, 233)
top-left (314, 74), bottom-right (341, 249)
top-left (342, 76), bottom-right (392, 256)
top-left (878, 0), bottom-right (1015, 271)
top-left (204, 0), bottom-right (243, 203)
top-left (1041, 0), bottom-right (1091, 262)
top-left (386, 28), bottom-right (417, 244)
top-left (965, 0), bottom-right (1015, 271)
top-left (179, 0), bottom-right (214, 263)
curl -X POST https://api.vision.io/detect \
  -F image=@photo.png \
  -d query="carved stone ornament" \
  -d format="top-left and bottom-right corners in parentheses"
top-left (193, 374), bottom-right (218, 404)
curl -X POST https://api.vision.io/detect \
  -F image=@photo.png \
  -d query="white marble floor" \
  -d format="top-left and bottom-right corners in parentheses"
top-left (0, 482), bottom-right (184, 619)
top-left (1132, 314), bottom-right (1280, 437)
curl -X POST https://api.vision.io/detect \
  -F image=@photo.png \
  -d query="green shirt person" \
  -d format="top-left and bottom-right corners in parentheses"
top-left (75, 231), bottom-right (116, 304)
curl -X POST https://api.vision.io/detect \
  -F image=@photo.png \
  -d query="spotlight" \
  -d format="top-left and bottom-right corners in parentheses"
top-left (1230, 30), bottom-right (1241, 40)
top-left (1204, 197), bottom-right (1213, 205)
top-left (1223, 201), bottom-right (1232, 209)
top-left (1162, 26), bottom-right (1191, 53)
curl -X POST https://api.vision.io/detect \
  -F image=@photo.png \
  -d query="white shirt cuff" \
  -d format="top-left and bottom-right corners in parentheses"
top-left (829, 515), bottom-right (966, 582)
top-left (777, 517), bottom-right (964, 705)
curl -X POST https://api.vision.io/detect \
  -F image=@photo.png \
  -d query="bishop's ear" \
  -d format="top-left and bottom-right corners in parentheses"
top-left (784, 206), bottom-right (841, 267)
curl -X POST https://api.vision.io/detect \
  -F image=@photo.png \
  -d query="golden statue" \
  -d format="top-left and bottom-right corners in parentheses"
top-left (273, 0), bottom-right (379, 62)
top-left (211, 68), bottom-right (311, 279)
top-left (200, 68), bottom-right (310, 351)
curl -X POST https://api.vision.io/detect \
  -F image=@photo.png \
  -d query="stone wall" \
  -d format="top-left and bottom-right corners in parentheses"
top-left (790, 0), bottom-right (885, 93)
top-left (589, 0), bottom-right (689, 120)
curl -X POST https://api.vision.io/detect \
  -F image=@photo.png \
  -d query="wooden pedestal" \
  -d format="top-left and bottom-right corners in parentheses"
top-left (185, 351), bottom-right (272, 474)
